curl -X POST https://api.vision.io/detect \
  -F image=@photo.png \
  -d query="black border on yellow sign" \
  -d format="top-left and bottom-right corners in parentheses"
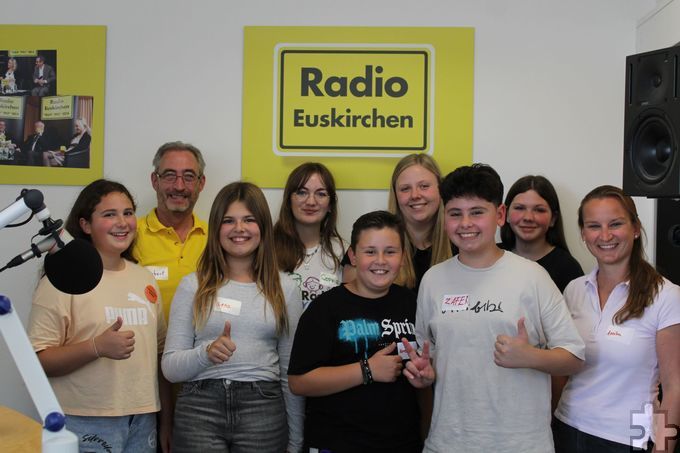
top-left (279, 49), bottom-right (429, 150)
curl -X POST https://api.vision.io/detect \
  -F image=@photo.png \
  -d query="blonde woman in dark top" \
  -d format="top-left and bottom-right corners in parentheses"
top-left (343, 154), bottom-right (452, 292)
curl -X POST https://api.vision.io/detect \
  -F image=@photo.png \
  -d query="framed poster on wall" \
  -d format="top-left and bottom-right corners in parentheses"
top-left (0, 25), bottom-right (106, 185)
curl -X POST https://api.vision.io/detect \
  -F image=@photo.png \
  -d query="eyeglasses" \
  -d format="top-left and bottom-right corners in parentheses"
top-left (155, 171), bottom-right (201, 184)
top-left (292, 188), bottom-right (330, 202)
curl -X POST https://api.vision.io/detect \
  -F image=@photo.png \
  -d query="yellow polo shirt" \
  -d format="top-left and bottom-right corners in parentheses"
top-left (133, 209), bottom-right (208, 321)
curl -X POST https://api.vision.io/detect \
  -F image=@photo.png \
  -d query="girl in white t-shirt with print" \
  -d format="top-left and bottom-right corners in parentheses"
top-left (274, 162), bottom-right (345, 310)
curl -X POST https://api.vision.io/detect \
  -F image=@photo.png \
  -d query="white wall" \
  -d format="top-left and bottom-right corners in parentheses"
top-left (638, 0), bottom-right (680, 51)
top-left (0, 0), bottom-right (657, 419)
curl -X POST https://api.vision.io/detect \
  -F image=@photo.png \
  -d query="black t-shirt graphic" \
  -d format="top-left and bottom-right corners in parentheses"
top-left (289, 284), bottom-right (421, 452)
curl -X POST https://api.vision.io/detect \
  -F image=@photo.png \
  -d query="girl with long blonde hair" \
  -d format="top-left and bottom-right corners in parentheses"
top-left (162, 181), bottom-right (304, 452)
top-left (343, 154), bottom-right (452, 291)
top-left (387, 153), bottom-right (452, 290)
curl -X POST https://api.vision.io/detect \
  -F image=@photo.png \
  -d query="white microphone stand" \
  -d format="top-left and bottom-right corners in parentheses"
top-left (0, 190), bottom-right (78, 452)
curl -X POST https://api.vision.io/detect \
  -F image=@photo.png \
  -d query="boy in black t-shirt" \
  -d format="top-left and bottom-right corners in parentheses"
top-left (288, 211), bottom-right (421, 452)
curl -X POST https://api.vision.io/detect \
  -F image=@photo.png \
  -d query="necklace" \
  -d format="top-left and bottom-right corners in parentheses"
top-left (303, 245), bottom-right (319, 269)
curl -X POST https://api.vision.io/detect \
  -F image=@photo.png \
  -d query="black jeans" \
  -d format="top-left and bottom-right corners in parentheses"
top-left (553, 418), bottom-right (653, 453)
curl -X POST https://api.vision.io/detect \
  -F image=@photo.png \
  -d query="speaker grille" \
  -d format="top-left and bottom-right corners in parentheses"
top-left (624, 46), bottom-right (680, 197)
top-left (656, 198), bottom-right (680, 285)
top-left (632, 52), bottom-right (672, 106)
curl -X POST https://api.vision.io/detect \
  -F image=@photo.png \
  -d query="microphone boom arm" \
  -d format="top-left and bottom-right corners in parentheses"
top-left (0, 189), bottom-right (78, 452)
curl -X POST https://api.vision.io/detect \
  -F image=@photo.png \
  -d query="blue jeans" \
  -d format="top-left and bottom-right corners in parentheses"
top-left (65, 413), bottom-right (156, 453)
top-left (553, 418), bottom-right (654, 453)
top-left (172, 379), bottom-right (288, 453)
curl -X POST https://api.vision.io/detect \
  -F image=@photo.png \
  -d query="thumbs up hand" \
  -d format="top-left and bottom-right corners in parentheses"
top-left (494, 317), bottom-right (533, 369)
top-left (516, 317), bottom-right (529, 341)
top-left (207, 320), bottom-right (237, 364)
top-left (94, 316), bottom-right (135, 360)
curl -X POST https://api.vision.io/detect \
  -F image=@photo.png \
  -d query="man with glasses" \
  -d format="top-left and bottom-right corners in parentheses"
top-left (133, 141), bottom-right (208, 322)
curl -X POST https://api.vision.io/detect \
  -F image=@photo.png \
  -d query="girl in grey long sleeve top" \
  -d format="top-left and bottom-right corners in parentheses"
top-left (161, 182), bottom-right (304, 452)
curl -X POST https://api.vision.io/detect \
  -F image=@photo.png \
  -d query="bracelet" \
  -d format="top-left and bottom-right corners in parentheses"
top-left (360, 358), bottom-right (373, 385)
top-left (92, 337), bottom-right (100, 358)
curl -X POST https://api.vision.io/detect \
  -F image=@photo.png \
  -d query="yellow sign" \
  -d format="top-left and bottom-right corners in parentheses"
top-left (41, 96), bottom-right (74, 120)
top-left (243, 27), bottom-right (474, 189)
top-left (277, 45), bottom-right (431, 155)
top-left (0, 96), bottom-right (23, 119)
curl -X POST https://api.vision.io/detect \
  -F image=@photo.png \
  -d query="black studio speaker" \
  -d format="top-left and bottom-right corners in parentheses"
top-left (656, 198), bottom-right (680, 286)
top-left (623, 46), bottom-right (680, 198)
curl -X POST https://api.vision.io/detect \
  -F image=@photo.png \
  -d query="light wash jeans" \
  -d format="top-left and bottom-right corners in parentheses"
top-left (172, 379), bottom-right (288, 453)
top-left (65, 412), bottom-right (156, 453)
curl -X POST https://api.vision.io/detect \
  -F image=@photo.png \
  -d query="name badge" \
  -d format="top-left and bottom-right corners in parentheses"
top-left (320, 272), bottom-right (340, 286)
top-left (145, 266), bottom-right (169, 281)
top-left (215, 297), bottom-right (242, 316)
top-left (397, 340), bottom-right (417, 360)
top-left (441, 294), bottom-right (469, 313)
top-left (604, 325), bottom-right (634, 345)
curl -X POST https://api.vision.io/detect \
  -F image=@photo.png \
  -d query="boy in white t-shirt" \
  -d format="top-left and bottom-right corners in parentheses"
top-left (403, 163), bottom-right (586, 453)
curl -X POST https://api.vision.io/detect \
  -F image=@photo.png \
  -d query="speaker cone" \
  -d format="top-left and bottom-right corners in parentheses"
top-left (629, 112), bottom-right (676, 185)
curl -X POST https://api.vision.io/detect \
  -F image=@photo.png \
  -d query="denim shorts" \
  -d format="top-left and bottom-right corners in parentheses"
top-left (65, 412), bottom-right (156, 453)
top-left (172, 379), bottom-right (288, 453)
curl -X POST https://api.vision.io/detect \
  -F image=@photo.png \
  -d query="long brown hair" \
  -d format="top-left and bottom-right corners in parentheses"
top-left (578, 185), bottom-right (663, 323)
top-left (501, 175), bottom-right (571, 252)
top-left (387, 154), bottom-right (451, 288)
top-left (194, 182), bottom-right (288, 334)
top-left (274, 162), bottom-right (344, 272)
